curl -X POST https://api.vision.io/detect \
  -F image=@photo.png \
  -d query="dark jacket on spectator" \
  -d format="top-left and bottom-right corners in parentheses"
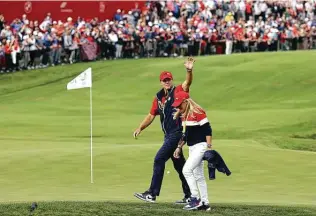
top-left (203, 150), bottom-right (231, 180)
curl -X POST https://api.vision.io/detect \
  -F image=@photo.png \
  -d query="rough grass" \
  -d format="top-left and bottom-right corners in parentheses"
top-left (0, 202), bottom-right (315, 216)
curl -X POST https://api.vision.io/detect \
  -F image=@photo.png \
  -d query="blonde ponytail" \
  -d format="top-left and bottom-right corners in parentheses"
top-left (172, 98), bottom-right (204, 133)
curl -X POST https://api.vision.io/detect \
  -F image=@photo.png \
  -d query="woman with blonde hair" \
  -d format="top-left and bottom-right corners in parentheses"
top-left (173, 91), bottom-right (212, 211)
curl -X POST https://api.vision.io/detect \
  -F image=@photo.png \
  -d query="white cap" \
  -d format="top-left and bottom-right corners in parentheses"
top-left (148, 21), bottom-right (153, 27)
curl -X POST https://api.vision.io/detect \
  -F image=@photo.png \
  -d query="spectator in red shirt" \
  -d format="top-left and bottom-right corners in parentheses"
top-left (246, 1), bottom-right (252, 21)
top-left (4, 39), bottom-right (13, 71)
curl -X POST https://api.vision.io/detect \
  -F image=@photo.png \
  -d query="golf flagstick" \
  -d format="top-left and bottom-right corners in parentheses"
top-left (89, 83), bottom-right (93, 184)
top-left (66, 67), bottom-right (93, 183)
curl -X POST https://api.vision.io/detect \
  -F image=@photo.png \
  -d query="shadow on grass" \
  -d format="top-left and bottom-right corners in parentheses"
top-left (292, 134), bottom-right (316, 140)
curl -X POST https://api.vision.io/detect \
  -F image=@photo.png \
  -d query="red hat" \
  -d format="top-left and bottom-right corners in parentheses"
top-left (172, 91), bottom-right (190, 107)
top-left (160, 71), bottom-right (173, 81)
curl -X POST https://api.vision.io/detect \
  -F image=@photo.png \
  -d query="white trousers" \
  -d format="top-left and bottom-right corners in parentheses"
top-left (225, 40), bottom-right (233, 55)
top-left (11, 50), bottom-right (18, 64)
top-left (183, 142), bottom-right (209, 204)
top-left (115, 44), bottom-right (122, 58)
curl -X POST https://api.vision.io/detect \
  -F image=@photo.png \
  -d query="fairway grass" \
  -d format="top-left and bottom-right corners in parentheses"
top-left (0, 140), bottom-right (315, 205)
top-left (0, 51), bottom-right (315, 214)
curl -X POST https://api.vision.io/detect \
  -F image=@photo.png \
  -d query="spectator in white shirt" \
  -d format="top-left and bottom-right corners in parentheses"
top-left (259, 0), bottom-right (268, 21)
top-left (40, 20), bottom-right (51, 32)
top-left (201, 7), bottom-right (212, 21)
top-left (22, 14), bottom-right (29, 25)
top-left (109, 31), bottom-right (118, 43)
top-left (44, 13), bottom-right (52, 23)
top-left (238, 0), bottom-right (246, 20)
top-left (254, 1), bottom-right (261, 21)
top-left (1, 25), bottom-right (12, 40)
top-left (28, 34), bottom-right (37, 68)
top-left (108, 31), bottom-right (118, 59)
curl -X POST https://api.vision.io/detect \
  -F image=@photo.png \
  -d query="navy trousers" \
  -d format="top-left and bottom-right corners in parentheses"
top-left (148, 132), bottom-right (191, 197)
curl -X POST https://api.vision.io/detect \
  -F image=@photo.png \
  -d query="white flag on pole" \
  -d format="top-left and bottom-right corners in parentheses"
top-left (67, 67), bottom-right (92, 90)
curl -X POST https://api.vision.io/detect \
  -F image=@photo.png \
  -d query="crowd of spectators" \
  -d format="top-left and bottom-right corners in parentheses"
top-left (1, 0), bottom-right (316, 73)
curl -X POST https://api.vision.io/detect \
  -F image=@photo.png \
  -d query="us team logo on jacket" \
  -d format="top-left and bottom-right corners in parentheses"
top-left (158, 101), bottom-right (164, 110)
top-left (172, 108), bottom-right (178, 120)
